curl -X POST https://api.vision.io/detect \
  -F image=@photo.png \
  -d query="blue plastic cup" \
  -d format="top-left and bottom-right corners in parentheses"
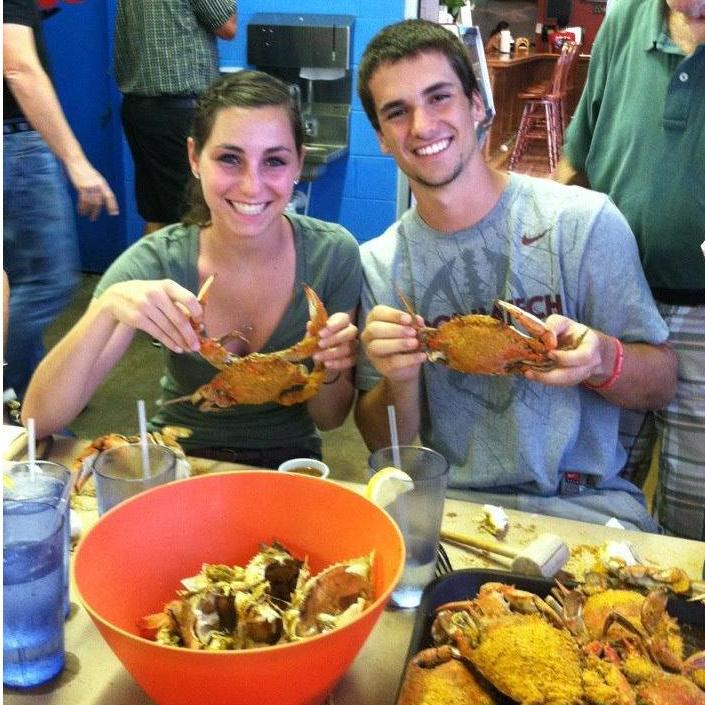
top-left (3, 461), bottom-right (72, 618)
top-left (3, 499), bottom-right (66, 687)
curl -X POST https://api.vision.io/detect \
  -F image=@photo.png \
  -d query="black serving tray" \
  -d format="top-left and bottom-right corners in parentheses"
top-left (397, 568), bottom-right (705, 704)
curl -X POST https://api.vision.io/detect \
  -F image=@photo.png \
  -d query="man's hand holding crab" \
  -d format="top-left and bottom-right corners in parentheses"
top-left (360, 305), bottom-right (427, 384)
top-left (359, 300), bottom-right (677, 414)
top-left (521, 314), bottom-right (612, 388)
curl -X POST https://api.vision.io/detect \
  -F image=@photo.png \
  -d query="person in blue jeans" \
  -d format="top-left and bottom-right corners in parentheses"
top-left (3, 0), bottom-right (118, 399)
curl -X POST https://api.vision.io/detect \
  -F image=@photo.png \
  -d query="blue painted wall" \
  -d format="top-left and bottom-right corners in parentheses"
top-left (41, 1), bottom-right (406, 272)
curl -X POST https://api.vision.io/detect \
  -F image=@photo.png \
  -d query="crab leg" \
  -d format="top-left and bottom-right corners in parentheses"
top-left (197, 274), bottom-right (216, 303)
top-left (277, 365), bottom-right (327, 406)
top-left (494, 300), bottom-right (558, 350)
top-left (410, 644), bottom-right (461, 668)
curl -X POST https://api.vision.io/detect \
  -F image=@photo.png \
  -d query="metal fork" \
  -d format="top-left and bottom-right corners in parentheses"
top-left (435, 542), bottom-right (453, 578)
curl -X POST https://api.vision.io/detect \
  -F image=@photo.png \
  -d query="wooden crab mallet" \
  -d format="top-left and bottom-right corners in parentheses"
top-left (441, 529), bottom-right (570, 578)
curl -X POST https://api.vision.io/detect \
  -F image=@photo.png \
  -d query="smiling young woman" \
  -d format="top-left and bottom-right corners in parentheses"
top-left (22, 71), bottom-right (362, 468)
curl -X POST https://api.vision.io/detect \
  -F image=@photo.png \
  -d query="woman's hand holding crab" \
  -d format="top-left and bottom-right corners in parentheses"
top-left (99, 279), bottom-right (203, 354)
top-left (313, 312), bottom-right (359, 376)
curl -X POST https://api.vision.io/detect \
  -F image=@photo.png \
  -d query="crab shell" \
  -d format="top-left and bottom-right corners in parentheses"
top-left (284, 552), bottom-right (374, 639)
top-left (421, 314), bottom-right (556, 375)
top-left (244, 541), bottom-right (307, 605)
top-left (396, 645), bottom-right (501, 705)
top-left (176, 284), bottom-right (329, 410)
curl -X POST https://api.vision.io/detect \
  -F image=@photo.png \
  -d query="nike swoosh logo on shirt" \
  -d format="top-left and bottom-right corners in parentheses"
top-left (521, 228), bottom-right (551, 246)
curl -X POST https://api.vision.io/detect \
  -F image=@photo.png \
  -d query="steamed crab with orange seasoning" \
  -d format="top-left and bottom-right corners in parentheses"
top-left (399, 582), bottom-right (635, 705)
top-left (169, 277), bottom-right (330, 410)
top-left (138, 541), bottom-right (374, 651)
top-left (400, 294), bottom-right (585, 376)
top-left (550, 581), bottom-right (686, 671)
top-left (548, 578), bottom-right (705, 704)
top-left (398, 580), bottom-right (705, 705)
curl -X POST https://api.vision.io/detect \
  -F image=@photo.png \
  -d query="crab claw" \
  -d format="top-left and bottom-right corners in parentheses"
top-left (286, 285), bottom-right (328, 360)
top-left (494, 300), bottom-right (557, 351)
top-left (683, 650), bottom-right (705, 687)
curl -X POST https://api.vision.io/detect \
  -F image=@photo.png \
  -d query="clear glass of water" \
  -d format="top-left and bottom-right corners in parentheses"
top-left (368, 446), bottom-right (449, 609)
top-left (93, 443), bottom-right (177, 515)
top-left (3, 499), bottom-right (66, 687)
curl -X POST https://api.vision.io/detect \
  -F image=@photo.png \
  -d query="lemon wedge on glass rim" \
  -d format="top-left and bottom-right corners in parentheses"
top-left (366, 466), bottom-right (414, 508)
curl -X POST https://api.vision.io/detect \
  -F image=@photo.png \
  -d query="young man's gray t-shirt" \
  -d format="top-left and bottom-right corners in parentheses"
top-left (356, 173), bottom-right (668, 530)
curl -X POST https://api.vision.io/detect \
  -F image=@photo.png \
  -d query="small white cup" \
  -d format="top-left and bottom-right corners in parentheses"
top-left (277, 458), bottom-right (330, 479)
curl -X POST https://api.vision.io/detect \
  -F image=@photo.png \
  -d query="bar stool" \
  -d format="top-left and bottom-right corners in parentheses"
top-left (508, 41), bottom-right (578, 174)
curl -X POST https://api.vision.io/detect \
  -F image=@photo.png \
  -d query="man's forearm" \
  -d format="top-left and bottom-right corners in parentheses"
top-left (355, 378), bottom-right (421, 451)
top-left (596, 341), bottom-right (677, 411)
top-left (5, 60), bottom-right (87, 169)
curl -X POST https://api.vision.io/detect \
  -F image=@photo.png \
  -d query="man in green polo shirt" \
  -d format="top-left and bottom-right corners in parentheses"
top-left (556, 0), bottom-right (705, 540)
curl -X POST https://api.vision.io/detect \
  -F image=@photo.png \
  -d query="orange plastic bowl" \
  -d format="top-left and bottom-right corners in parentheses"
top-left (74, 471), bottom-right (404, 705)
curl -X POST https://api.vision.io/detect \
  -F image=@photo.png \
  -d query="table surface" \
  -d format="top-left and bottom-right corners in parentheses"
top-left (5, 437), bottom-right (705, 705)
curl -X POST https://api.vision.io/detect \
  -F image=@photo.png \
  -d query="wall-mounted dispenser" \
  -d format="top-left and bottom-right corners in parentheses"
top-left (247, 13), bottom-right (355, 180)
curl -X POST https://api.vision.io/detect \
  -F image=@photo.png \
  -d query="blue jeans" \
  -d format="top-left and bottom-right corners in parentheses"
top-left (3, 129), bottom-right (79, 398)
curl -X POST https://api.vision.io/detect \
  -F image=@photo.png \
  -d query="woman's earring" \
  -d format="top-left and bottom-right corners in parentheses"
top-left (192, 171), bottom-right (200, 180)
top-left (294, 177), bottom-right (300, 185)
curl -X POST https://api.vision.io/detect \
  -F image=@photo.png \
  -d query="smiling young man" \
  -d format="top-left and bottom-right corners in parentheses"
top-left (353, 19), bottom-right (678, 531)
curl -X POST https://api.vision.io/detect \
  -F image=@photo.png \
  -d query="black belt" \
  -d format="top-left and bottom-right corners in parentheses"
top-left (187, 446), bottom-right (322, 469)
top-left (125, 94), bottom-right (198, 109)
top-left (652, 288), bottom-right (705, 306)
top-left (3, 119), bottom-right (34, 135)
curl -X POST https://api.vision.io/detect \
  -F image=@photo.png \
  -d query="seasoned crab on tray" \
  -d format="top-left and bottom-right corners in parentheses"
top-left (397, 570), bottom-right (705, 705)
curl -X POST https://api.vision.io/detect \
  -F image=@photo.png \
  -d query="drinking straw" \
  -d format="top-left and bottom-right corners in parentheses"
top-left (27, 417), bottom-right (37, 481)
top-left (386, 405), bottom-right (402, 470)
top-left (137, 400), bottom-right (151, 478)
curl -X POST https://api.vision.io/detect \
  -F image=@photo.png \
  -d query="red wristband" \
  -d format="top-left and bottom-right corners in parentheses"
top-left (583, 338), bottom-right (624, 391)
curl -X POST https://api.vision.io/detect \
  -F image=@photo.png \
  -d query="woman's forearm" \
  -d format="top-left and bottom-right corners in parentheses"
top-left (308, 368), bottom-right (355, 431)
top-left (22, 300), bottom-right (134, 437)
